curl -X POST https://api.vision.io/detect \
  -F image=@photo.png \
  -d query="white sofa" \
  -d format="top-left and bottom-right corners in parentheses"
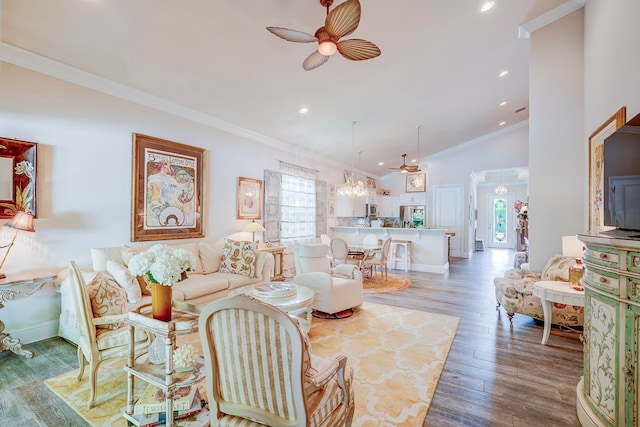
top-left (58, 240), bottom-right (274, 344)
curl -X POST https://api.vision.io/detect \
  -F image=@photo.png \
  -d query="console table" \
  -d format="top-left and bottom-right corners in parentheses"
top-left (0, 272), bottom-right (56, 358)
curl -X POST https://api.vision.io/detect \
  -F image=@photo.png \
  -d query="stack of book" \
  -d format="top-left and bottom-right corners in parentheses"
top-left (128, 384), bottom-right (204, 427)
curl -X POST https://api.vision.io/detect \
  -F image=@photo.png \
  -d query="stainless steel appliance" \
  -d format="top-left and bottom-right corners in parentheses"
top-left (399, 205), bottom-right (425, 228)
top-left (366, 204), bottom-right (378, 218)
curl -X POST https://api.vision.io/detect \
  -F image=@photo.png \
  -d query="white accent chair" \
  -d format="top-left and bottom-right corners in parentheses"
top-left (329, 237), bottom-right (359, 267)
top-left (68, 261), bottom-right (150, 408)
top-left (199, 294), bottom-right (355, 426)
top-left (294, 244), bottom-right (363, 315)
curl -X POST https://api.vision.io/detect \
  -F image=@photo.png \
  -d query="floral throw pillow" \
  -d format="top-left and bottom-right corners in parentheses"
top-left (220, 238), bottom-right (257, 278)
top-left (87, 273), bottom-right (127, 330)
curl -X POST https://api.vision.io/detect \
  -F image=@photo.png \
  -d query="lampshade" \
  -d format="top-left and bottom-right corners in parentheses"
top-left (4, 211), bottom-right (35, 233)
top-left (242, 221), bottom-right (265, 233)
top-left (562, 235), bottom-right (584, 258)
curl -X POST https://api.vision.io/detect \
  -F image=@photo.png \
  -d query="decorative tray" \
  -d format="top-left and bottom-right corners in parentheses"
top-left (253, 282), bottom-right (297, 299)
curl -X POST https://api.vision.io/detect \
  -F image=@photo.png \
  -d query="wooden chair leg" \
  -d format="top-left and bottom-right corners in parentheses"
top-left (76, 346), bottom-right (85, 381)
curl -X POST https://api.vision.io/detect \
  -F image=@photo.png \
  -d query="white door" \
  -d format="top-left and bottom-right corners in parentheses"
top-left (433, 184), bottom-right (463, 257)
top-left (485, 192), bottom-right (514, 249)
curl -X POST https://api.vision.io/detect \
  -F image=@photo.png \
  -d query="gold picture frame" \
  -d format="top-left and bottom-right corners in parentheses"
top-left (237, 176), bottom-right (263, 220)
top-left (588, 107), bottom-right (626, 231)
top-left (0, 137), bottom-right (37, 218)
top-left (406, 173), bottom-right (426, 193)
top-left (131, 133), bottom-right (204, 241)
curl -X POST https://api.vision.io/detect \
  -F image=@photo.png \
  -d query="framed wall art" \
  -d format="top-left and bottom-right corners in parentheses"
top-left (588, 106), bottom-right (626, 231)
top-left (237, 176), bottom-right (263, 220)
top-left (131, 133), bottom-right (204, 241)
top-left (0, 138), bottom-right (37, 218)
top-left (406, 173), bottom-right (426, 193)
top-left (366, 176), bottom-right (376, 189)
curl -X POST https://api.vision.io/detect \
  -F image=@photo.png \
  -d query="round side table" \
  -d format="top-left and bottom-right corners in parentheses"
top-left (532, 280), bottom-right (585, 345)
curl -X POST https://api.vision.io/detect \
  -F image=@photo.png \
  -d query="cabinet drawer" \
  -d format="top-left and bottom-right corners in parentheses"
top-left (626, 276), bottom-right (640, 303)
top-left (585, 245), bottom-right (620, 269)
top-left (584, 264), bottom-right (620, 296)
top-left (627, 251), bottom-right (640, 274)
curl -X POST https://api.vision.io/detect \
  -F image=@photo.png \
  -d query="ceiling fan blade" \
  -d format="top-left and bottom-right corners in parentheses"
top-left (337, 39), bottom-right (381, 61)
top-left (325, 0), bottom-right (361, 39)
top-left (303, 50), bottom-right (330, 71)
top-left (266, 27), bottom-right (317, 43)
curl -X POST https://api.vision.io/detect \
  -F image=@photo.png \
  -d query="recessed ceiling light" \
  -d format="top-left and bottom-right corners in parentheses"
top-left (299, 107), bottom-right (309, 114)
top-left (499, 121), bottom-right (506, 126)
top-left (378, 162), bottom-right (384, 166)
top-left (498, 70), bottom-right (509, 78)
top-left (499, 101), bottom-right (508, 107)
top-left (480, 1), bottom-right (495, 12)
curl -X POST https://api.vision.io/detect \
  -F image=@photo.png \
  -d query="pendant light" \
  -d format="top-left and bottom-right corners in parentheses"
top-left (338, 121), bottom-right (367, 199)
top-left (495, 169), bottom-right (508, 195)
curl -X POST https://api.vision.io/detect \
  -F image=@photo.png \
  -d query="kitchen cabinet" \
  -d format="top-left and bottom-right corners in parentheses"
top-left (336, 194), bottom-right (366, 217)
top-left (380, 195), bottom-right (400, 218)
top-left (399, 192), bottom-right (427, 205)
top-left (577, 232), bottom-right (640, 427)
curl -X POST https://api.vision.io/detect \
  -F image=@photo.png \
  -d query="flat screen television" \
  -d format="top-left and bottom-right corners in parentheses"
top-left (603, 113), bottom-right (640, 232)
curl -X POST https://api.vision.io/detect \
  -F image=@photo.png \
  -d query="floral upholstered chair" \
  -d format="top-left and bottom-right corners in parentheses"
top-left (494, 254), bottom-right (584, 326)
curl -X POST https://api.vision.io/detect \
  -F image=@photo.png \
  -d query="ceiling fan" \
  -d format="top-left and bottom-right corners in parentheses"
top-left (266, 0), bottom-right (381, 71)
top-left (389, 125), bottom-right (423, 174)
top-left (388, 154), bottom-right (420, 174)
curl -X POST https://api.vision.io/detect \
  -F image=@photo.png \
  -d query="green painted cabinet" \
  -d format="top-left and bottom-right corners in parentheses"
top-left (577, 233), bottom-right (640, 427)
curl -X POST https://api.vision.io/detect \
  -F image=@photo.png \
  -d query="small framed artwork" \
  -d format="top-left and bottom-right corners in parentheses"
top-left (237, 176), bottom-right (263, 220)
top-left (366, 176), bottom-right (376, 189)
top-left (131, 133), bottom-right (204, 241)
top-left (328, 200), bottom-right (336, 217)
top-left (588, 106), bottom-right (626, 231)
top-left (406, 173), bottom-right (426, 193)
top-left (0, 137), bottom-right (38, 218)
top-left (329, 183), bottom-right (337, 199)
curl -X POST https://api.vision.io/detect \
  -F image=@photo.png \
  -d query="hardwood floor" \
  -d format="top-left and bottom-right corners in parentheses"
top-left (0, 248), bottom-right (583, 426)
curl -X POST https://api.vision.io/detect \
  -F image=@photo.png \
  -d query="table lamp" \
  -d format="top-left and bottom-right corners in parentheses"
top-left (0, 211), bottom-right (35, 279)
top-left (562, 235), bottom-right (585, 287)
top-left (242, 220), bottom-right (265, 242)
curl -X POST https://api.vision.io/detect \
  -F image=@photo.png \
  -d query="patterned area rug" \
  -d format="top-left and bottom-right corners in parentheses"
top-left (45, 302), bottom-right (459, 427)
top-left (362, 273), bottom-right (411, 294)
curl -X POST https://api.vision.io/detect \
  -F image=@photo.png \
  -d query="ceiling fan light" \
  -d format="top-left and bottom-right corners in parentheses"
top-left (401, 169), bottom-right (408, 174)
top-left (318, 41), bottom-right (338, 56)
top-left (480, 1), bottom-right (495, 12)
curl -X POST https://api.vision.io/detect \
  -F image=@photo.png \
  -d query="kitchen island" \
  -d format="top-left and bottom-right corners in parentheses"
top-left (329, 227), bottom-right (449, 273)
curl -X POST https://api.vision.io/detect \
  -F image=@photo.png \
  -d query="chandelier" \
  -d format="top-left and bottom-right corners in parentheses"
top-left (338, 121), bottom-right (367, 199)
top-left (494, 169), bottom-right (508, 195)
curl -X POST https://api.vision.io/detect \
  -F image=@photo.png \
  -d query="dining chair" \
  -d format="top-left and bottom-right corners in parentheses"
top-left (199, 294), bottom-right (355, 426)
top-left (363, 237), bottom-right (392, 282)
top-left (68, 261), bottom-right (150, 408)
top-left (362, 234), bottom-right (378, 250)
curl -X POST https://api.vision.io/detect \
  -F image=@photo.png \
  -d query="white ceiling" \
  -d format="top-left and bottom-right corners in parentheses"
top-left (2, 0), bottom-right (572, 176)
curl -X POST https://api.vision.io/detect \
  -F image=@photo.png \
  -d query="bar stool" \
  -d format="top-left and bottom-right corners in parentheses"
top-left (388, 240), bottom-right (411, 272)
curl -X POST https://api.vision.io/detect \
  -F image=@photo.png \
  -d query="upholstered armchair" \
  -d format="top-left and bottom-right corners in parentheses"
top-left (68, 261), bottom-right (150, 408)
top-left (199, 294), bottom-right (355, 426)
top-left (494, 254), bottom-right (584, 326)
top-left (294, 243), bottom-right (363, 315)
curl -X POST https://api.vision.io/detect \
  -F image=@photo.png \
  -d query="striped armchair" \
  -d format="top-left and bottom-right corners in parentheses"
top-left (199, 294), bottom-right (355, 426)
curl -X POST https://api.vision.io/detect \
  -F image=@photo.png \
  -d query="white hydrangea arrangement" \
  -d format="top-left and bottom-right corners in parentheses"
top-left (128, 244), bottom-right (197, 286)
top-left (173, 344), bottom-right (199, 370)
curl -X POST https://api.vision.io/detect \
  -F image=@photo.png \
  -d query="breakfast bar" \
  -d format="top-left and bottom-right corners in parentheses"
top-left (329, 226), bottom-right (450, 273)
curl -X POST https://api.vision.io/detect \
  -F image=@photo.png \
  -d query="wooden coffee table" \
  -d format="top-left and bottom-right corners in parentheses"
top-left (229, 283), bottom-right (315, 331)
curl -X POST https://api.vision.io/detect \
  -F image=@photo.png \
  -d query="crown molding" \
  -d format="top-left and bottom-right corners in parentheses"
top-left (518, 0), bottom-right (586, 39)
top-left (1, 42), bottom-right (362, 175)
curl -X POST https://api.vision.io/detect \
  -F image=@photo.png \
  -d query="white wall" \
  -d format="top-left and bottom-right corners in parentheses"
top-left (0, 63), bottom-right (350, 343)
top-left (381, 123), bottom-right (529, 256)
top-left (528, 9), bottom-right (585, 271)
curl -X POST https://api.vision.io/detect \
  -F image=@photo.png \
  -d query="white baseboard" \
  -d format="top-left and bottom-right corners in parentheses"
top-left (9, 320), bottom-right (60, 345)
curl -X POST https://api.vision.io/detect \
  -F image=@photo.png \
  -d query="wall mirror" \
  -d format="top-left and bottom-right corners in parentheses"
top-left (0, 137), bottom-right (38, 219)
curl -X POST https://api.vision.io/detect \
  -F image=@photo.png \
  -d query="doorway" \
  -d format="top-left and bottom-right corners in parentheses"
top-left (485, 192), bottom-right (514, 249)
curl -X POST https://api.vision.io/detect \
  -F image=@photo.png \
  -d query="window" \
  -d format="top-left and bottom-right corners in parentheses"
top-left (279, 162), bottom-right (317, 246)
top-left (493, 198), bottom-right (507, 243)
